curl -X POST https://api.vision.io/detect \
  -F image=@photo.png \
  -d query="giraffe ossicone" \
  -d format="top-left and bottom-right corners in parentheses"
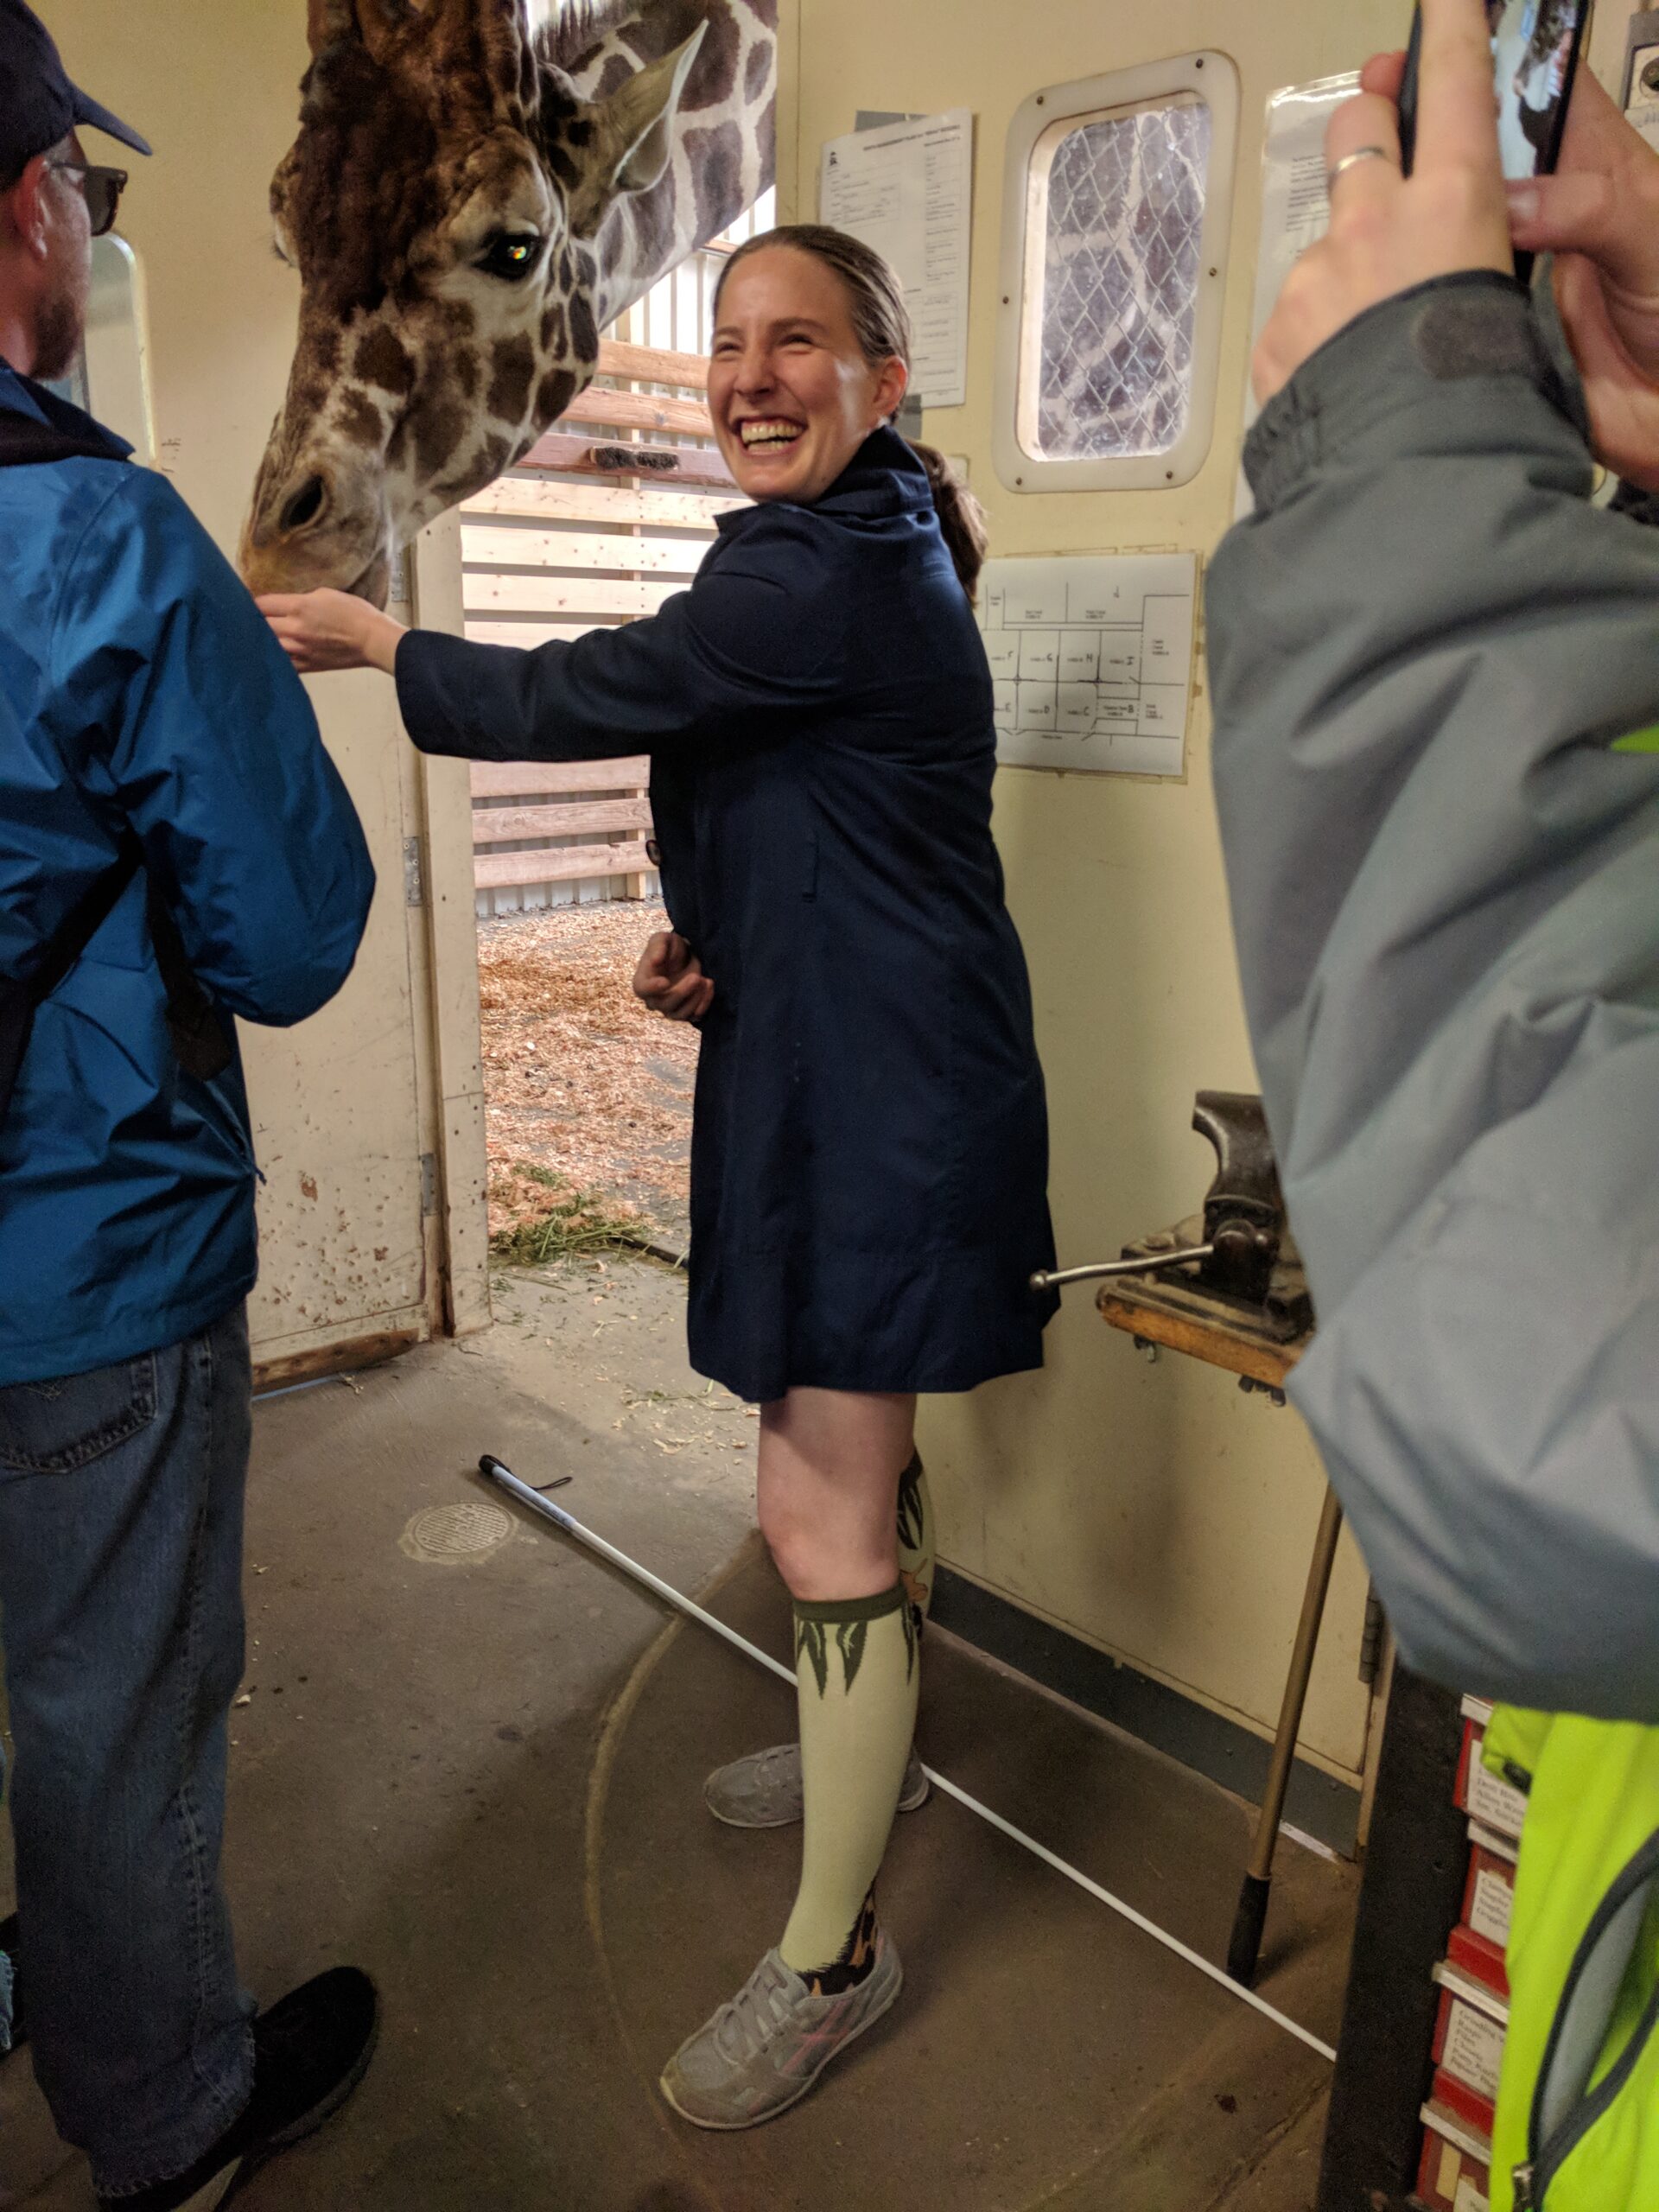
top-left (241, 0), bottom-right (776, 605)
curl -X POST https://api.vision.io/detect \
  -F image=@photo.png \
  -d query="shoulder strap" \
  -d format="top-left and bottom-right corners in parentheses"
top-left (0, 838), bottom-right (234, 1130)
top-left (0, 837), bottom-right (144, 1123)
top-left (0, 412), bottom-right (127, 469)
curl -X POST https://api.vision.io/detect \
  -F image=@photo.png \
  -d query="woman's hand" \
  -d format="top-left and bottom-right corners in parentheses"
top-left (1252, 0), bottom-right (1513, 405)
top-left (1505, 67), bottom-right (1659, 493)
top-left (633, 931), bottom-right (714, 1024)
top-left (257, 588), bottom-right (407, 677)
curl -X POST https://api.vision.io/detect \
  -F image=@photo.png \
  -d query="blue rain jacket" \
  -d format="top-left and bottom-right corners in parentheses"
top-left (397, 427), bottom-right (1057, 1404)
top-left (1206, 275), bottom-right (1659, 1720)
top-left (0, 365), bottom-right (375, 1385)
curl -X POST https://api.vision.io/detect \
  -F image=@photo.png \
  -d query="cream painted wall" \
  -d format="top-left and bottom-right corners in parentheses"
top-left (785, 0), bottom-right (1427, 1778)
top-left (40, 1), bottom-right (491, 1368)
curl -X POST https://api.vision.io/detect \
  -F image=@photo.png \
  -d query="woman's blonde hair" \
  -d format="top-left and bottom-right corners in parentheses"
top-left (713, 223), bottom-right (989, 601)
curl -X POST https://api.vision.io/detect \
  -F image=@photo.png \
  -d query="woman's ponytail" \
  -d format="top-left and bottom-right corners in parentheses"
top-left (907, 442), bottom-right (988, 604)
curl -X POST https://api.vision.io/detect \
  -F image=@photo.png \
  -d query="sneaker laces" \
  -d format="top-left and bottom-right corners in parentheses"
top-left (713, 1955), bottom-right (800, 2061)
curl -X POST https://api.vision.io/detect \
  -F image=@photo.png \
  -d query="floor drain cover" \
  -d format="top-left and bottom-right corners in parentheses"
top-left (401, 1499), bottom-right (514, 1565)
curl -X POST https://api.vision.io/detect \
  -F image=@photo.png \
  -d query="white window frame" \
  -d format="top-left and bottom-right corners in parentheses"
top-left (993, 51), bottom-right (1239, 495)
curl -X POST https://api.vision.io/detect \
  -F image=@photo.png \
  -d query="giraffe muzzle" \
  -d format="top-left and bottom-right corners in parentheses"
top-left (240, 461), bottom-right (391, 607)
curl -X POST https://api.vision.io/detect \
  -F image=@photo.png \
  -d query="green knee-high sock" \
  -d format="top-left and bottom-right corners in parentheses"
top-left (779, 1583), bottom-right (919, 1983)
top-left (896, 1452), bottom-right (934, 1630)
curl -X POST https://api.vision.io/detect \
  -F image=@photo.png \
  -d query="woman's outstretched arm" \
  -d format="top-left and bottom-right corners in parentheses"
top-left (259, 512), bottom-right (844, 766)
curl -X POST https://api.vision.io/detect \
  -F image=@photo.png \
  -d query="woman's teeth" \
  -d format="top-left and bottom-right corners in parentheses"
top-left (739, 420), bottom-right (804, 450)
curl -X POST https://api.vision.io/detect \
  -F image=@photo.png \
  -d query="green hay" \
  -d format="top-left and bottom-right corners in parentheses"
top-left (488, 1163), bottom-right (651, 1267)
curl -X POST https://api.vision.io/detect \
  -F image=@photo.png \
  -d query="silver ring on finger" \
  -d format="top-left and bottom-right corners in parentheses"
top-left (1325, 144), bottom-right (1399, 195)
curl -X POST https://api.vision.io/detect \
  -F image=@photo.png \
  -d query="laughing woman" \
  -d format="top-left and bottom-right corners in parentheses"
top-left (261, 224), bottom-right (1057, 2127)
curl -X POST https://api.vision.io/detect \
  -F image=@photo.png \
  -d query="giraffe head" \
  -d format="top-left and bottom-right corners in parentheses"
top-left (240, 0), bottom-right (731, 605)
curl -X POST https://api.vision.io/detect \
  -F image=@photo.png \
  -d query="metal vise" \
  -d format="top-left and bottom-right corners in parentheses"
top-left (1189, 1092), bottom-right (1284, 1310)
top-left (1033, 1090), bottom-right (1311, 1343)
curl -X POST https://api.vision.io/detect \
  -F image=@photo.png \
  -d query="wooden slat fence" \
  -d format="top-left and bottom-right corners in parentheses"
top-left (461, 200), bottom-right (770, 915)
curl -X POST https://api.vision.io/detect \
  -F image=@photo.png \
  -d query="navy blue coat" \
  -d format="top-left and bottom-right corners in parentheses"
top-left (0, 365), bottom-right (374, 1386)
top-left (399, 429), bottom-right (1057, 1403)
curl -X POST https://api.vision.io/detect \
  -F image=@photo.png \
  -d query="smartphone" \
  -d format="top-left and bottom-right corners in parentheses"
top-left (1399, 0), bottom-right (1592, 200)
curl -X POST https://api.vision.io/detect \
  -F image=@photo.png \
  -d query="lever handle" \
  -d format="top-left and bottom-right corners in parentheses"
top-left (1031, 1244), bottom-right (1215, 1296)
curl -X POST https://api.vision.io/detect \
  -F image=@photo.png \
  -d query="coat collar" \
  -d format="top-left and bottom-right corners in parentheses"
top-left (715, 424), bottom-right (933, 538)
top-left (0, 359), bottom-right (130, 456)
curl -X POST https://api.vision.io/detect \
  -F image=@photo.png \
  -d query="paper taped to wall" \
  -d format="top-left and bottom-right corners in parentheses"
top-left (1235, 73), bottom-right (1360, 518)
top-left (978, 551), bottom-right (1197, 778)
top-left (820, 108), bottom-right (974, 408)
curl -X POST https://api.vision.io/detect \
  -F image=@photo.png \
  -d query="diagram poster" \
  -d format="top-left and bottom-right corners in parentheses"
top-left (978, 552), bottom-right (1198, 779)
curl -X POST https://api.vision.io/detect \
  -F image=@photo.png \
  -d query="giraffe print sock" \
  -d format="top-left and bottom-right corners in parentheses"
top-left (801, 1889), bottom-right (880, 1997)
top-left (896, 1452), bottom-right (934, 1632)
top-left (779, 1583), bottom-right (919, 1981)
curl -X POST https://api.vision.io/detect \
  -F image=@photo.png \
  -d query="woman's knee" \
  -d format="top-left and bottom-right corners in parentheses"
top-left (756, 1484), bottom-right (814, 1595)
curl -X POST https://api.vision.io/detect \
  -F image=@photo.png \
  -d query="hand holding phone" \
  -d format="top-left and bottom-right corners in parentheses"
top-left (1508, 65), bottom-right (1659, 491)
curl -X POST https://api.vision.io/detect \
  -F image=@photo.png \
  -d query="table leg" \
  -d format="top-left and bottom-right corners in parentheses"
top-left (1227, 1482), bottom-right (1345, 1985)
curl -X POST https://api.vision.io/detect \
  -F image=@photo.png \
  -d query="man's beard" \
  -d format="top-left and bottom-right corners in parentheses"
top-left (33, 274), bottom-right (86, 385)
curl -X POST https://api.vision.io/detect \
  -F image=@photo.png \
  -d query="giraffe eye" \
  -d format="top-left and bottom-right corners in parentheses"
top-left (478, 232), bottom-right (543, 283)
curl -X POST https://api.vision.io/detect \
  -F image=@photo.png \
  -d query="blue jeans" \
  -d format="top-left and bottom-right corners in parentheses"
top-left (0, 1306), bottom-right (256, 2195)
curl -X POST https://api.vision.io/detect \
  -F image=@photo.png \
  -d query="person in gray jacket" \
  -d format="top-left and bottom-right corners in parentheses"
top-left (1207, 0), bottom-right (1659, 1723)
top-left (1206, 3), bottom-right (1659, 2201)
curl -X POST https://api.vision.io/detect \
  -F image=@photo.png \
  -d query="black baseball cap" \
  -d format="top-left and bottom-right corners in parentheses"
top-left (0, 0), bottom-right (150, 182)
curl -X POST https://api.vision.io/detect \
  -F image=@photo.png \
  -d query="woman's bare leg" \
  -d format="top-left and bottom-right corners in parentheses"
top-left (755, 1387), bottom-right (916, 1600)
top-left (660, 1388), bottom-right (922, 2129)
top-left (756, 1389), bottom-right (918, 1980)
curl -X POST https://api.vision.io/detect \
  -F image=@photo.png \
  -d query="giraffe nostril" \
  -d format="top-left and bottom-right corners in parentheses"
top-left (280, 474), bottom-right (328, 534)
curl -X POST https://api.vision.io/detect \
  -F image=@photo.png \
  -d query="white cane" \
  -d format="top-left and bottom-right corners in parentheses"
top-left (477, 1452), bottom-right (1338, 2065)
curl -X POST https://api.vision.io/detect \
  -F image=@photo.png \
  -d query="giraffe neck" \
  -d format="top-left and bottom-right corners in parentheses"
top-left (542, 0), bottom-right (778, 330)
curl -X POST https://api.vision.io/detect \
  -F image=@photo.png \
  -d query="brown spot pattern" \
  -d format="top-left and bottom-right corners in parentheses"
top-left (415, 396), bottom-right (467, 481)
top-left (687, 0), bottom-right (740, 109)
top-left (353, 324), bottom-right (415, 396)
top-left (744, 35), bottom-right (771, 106)
top-left (535, 369), bottom-right (577, 426)
top-left (686, 119), bottom-right (743, 244)
top-left (568, 286), bottom-right (598, 365)
top-left (540, 298), bottom-right (569, 356)
top-left (620, 173), bottom-right (677, 276)
top-left (338, 389), bottom-right (386, 448)
top-left (486, 334), bottom-right (537, 423)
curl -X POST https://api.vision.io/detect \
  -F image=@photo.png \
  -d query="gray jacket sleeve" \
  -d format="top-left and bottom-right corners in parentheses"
top-left (1206, 273), bottom-right (1659, 1719)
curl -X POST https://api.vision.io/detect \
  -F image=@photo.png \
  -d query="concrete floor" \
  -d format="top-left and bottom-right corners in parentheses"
top-left (0, 1259), bottom-right (1357, 2210)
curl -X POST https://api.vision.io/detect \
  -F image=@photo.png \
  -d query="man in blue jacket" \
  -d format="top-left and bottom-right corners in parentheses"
top-left (0, 5), bottom-right (379, 2204)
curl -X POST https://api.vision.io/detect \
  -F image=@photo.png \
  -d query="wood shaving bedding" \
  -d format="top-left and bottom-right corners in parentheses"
top-left (477, 901), bottom-right (696, 1241)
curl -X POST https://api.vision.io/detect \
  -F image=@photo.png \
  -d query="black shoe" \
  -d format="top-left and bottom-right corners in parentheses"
top-left (0, 1912), bottom-right (24, 2052)
top-left (97, 1967), bottom-right (378, 2212)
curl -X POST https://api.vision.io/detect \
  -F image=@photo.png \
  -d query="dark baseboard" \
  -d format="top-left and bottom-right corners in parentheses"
top-left (931, 1566), bottom-right (1362, 1858)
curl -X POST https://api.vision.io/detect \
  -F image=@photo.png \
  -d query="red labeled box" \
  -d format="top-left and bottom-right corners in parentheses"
top-left (1446, 1916), bottom-right (1510, 2007)
top-left (1432, 1958), bottom-right (1507, 2113)
top-left (1456, 1712), bottom-right (1529, 1841)
top-left (1464, 1825), bottom-right (1519, 1955)
top-left (1417, 2093), bottom-right (1493, 2211)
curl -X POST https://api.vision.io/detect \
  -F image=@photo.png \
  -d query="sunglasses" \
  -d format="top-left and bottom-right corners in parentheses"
top-left (43, 161), bottom-right (128, 239)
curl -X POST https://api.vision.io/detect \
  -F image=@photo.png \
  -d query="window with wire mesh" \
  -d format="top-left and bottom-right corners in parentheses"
top-left (1029, 97), bottom-right (1212, 461)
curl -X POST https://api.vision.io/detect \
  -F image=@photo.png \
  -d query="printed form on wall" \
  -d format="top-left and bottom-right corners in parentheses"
top-left (1236, 74), bottom-right (1359, 517)
top-left (978, 553), bottom-right (1197, 779)
top-left (819, 109), bottom-right (974, 408)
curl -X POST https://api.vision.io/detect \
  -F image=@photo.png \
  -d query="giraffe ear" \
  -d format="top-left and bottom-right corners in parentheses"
top-left (308, 0), bottom-right (416, 61)
top-left (562, 24), bottom-right (707, 239)
top-left (307, 0), bottom-right (359, 52)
